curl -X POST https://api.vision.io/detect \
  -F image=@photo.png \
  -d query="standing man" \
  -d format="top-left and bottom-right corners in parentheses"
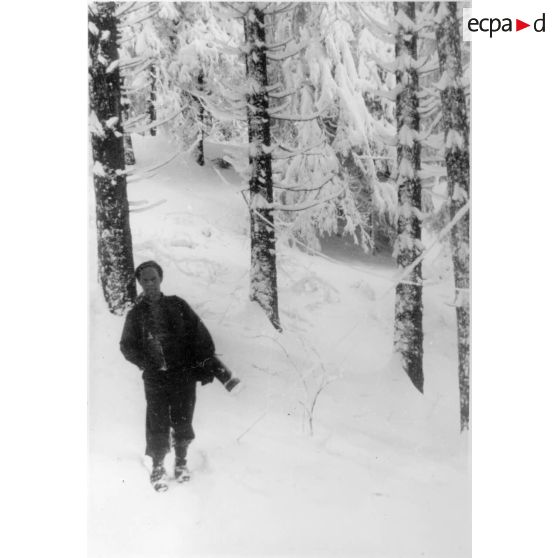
top-left (120, 260), bottom-right (237, 492)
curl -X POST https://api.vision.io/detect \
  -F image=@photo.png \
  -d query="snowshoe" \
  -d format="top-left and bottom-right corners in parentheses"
top-left (150, 465), bottom-right (168, 492)
top-left (175, 459), bottom-right (191, 483)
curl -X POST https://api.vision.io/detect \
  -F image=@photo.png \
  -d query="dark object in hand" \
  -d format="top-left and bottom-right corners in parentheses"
top-left (197, 355), bottom-right (241, 391)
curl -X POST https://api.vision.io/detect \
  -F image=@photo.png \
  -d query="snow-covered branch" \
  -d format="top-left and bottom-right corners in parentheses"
top-left (122, 82), bottom-right (151, 95)
top-left (364, 83), bottom-right (403, 102)
top-left (419, 112), bottom-right (443, 141)
top-left (357, 4), bottom-right (395, 43)
top-left (116, 2), bottom-right (138, 19)
top-left (188, 90), bottom-right (248, 122)
top-left (123, 112), bottom-right (148, 129)
top-left (127, 152), bottom-right (181, 181)
top-left (271, 140), bottom-right (325, 160)
top-left (265, 36), bottom-right (295, 51)
top-left (119, 56), bottom-right (151, 70)
top-left (222, 2), bottom-right (250, 17)
top-left (124, 104), bottom-right (187, 134)
top-left (119, 5), bottom-right (161, 28)
top-left (271, 111), bottom-right (323, 122)
top-left (275, 141), bottom-right (324, 154)
top-left (387, 201), bottom-right (470, 294)
top-left (268, 87), bottom-right (301, 100)
top-left (422, 132), bottom-right (444, 151)
top-left (242, 194), bottom-right (394, 282)
top-left (263, 3), bottom-right (296, 17)
top-left (417, 58), bottom-right (440, 76)
top-left (414, 51), bottom-right (438, 72)
top-left (129, 199), bottom-right (167, 212)
top-left (267, 100), bottom-right (293, 116)
top-left (122, 59), bottom-right (154, 78)
top-left (274, 176), bottom-right (334, 193)
top-left (272, 150), bottom-right (323, 161)
top-left (418, 165), bottom-right (447, 181)
top-left (418, 94), bottom-right (441, 117)
top-left (207, 38), bottom-right (243, 56)
top-left (270, 189), bottom-right (344, 212)
top-left (370, 120), bottom-right (398, 147)
top-left (363, 50), bottom-right (398, 74)
top-left (267, 41), bottom-right (308, 62)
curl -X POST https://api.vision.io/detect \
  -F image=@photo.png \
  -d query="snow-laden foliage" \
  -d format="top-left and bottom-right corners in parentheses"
top-left (120, 2), bottom-right (245, 151)
top-left (116, 2), bottom-right (467, 255)
top-left (268, 2), bottom-right (400, 253)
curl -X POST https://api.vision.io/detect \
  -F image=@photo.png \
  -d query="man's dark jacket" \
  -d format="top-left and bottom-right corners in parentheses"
top-left (120, 294), bottom-right (215, 383)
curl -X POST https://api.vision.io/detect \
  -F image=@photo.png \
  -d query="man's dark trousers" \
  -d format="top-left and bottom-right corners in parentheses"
top-left (143, 368), bottom-right (196, 462)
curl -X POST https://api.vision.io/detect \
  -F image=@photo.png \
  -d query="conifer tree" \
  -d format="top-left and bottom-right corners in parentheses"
top-left (89, 2), bottom-right (137, 314)
top-left (393, 2), bottom-right (424, 392)
top-left (435, 1), bottom-right (470, 429)
top-left (269, 2), bottom-right (398, 253)
top-left (244, 3), bottom-right (281, 331)
top-left (147, 63), bottom-right (157, 136)
top-left (192, 69), bottom-right (206, 166)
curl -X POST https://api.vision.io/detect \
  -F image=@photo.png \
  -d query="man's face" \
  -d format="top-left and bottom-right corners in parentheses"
top-left (138, 267), bottom-right (162, 299)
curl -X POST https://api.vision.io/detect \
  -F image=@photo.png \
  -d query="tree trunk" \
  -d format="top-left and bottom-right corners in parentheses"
top-left (435, 2), bottom-right (471, 430)
top-left (195, 69), bottom-right (205, 166)
top-left (244, 5), bottom-right (281, 331)
top-left (147, 64), bottom-right (157, 136)
top-left (89, 2), bottom-right (136, 314)
top-left (121, 92), bottom-right (136, 165)
top-left (123, 131), bottom-right (135, 165)
top-left (393, 2), bottom-right (424, 392)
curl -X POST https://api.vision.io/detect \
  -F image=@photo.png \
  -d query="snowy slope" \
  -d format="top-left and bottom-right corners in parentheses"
top-left (89, 133), bottom-right (470, 558)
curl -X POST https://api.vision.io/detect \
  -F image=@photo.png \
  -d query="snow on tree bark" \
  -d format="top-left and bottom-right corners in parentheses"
top-left (195, 69), bottom-right (205, 166)
top-left (435, 2), bottom-right (470, 430)
top-left (393, 2), bottom-right (424, 393)
top-left (123, 131), bottom-right (135, 165)
top-left (89, 2), bottom-right (136, 314)
top-left (147, 64), bottom-right (157, 136)
top-left (121, 91), bottom-right (136, 165)
top-left (244, 5), bottom-right (281, 332)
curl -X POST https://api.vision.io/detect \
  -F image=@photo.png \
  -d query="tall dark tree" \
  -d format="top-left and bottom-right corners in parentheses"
top-left (244, 4), bottom-right (281, 331)
top-left (435, 2), bottom-right (470, 430)
top-left (393, 2), bottom-right (424, 392)
top-left (89, 2), bottom-right (136, 314)
top-left (195, 69), bottom-right (206, 166)
top-left (147, 64), bottom-right (157, 136)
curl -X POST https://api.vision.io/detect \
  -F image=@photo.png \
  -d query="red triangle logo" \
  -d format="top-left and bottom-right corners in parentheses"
top-left (516, 19), bottom-right (530, 31)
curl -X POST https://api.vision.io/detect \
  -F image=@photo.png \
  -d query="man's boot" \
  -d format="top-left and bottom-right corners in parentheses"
top-left (150, 457), bottom-right (168, 492)
top-left (174, 443), bottom-right (191, 483)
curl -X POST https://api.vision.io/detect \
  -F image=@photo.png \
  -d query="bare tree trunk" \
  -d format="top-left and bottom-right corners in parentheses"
top-left (244, 5), bottom-right (281, 331)
top-left (89, 2), bottom-right (136, 314)
top-left (435, 2), bottom-right (471, 430)
top-left (393, 2), bottom-right (424, 392)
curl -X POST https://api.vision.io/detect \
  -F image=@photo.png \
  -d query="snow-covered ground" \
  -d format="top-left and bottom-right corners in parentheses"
top-left (89, 134), bottom-right (470, 558)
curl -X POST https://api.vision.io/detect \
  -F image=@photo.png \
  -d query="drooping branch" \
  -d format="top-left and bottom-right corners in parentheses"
top-left (263, 3), bottom-right (296, 17)
top-left (119, 5), bottom-right (160, 28)
top-left (271, 111), bottom-right (322, 122)
top-left (356, 4), bottom-right (396, 43)
top-left (274, 176), bottom-right (334, 193)
top-left (116, 3), bottom-right (138, 18)
top-left (124, 103), bottom-right (188, 134)
top-left (268, 86), bottom-right (302, 100)
top-left (267, 41), bottom-right (308, 62)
